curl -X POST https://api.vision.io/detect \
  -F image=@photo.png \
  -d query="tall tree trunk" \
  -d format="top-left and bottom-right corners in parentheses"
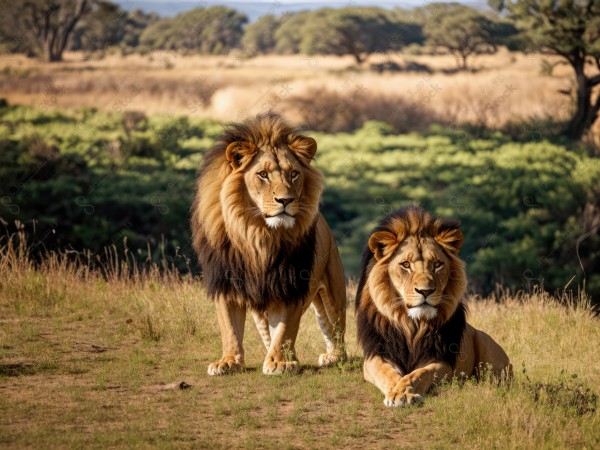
top-left (566, 61), bottom-right (591, 139)
top-left (33, 0), bottom-right (88, 63)
top-left (565, 59), bottom-right (600, 140)
top-left (453, 50), bottom-right (468, 70)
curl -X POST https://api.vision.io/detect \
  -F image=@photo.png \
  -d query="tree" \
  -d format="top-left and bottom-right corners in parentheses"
top-left (421, 3), bottom-right (497, 69)
top-left (493, 0), bottom-right (600, 140)
top-left (273, 12), bottom-right (311, 54)
top-left (69, 5), bottom-right (158, 52)
top-left (242, 14), bottom-right (280, 56)
top-left (0, 0), bottom-right (92, 62)
top-left (139, 6), bottom-right (247, 54)
top-left (300, 8), bottom-right (404, 64)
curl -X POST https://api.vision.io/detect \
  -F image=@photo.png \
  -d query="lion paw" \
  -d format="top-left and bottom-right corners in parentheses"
top-left (318, 352), bottom-right (341, 367)
top-left (384, 387), bottom-right (424, 407)
top-left (207, 358), bottom-right (244, 376)
top-left (263, 360), bottom-right (299, 375)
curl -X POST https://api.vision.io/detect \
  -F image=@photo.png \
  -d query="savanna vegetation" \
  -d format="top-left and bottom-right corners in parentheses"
top-left (1, 103), bottom-right (599, 302)
top-left (0, 234), bottom-right (598, 448)
top-left (1, 1), bottom-right (599, 139)
top-left (0, 2), bottom-right (599, 449)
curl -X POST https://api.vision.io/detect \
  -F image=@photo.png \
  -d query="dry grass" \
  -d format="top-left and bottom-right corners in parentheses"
top-left (0, 232), bottom-right (598, 448)
top-left (2, 49), bottom-right (595, 138)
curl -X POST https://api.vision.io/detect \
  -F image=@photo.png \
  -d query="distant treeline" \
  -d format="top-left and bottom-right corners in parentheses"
top-left (0, 3), bottom-right (518, 68)
top-left (3, 1), bottom-right (598, 139)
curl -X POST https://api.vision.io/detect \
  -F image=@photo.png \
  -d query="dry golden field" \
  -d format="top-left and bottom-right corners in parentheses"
top-left (0, 49), bottom-right (584, 134)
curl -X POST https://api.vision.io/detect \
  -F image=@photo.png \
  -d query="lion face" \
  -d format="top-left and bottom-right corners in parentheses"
top-left (224, 133), bottom-right (321, 231)
top-left (386, 235), bottom-right (454, 321)
top-left (366, 208), bottom-right (466, 324)
top-left (242, 147), bottom-right (304, 229)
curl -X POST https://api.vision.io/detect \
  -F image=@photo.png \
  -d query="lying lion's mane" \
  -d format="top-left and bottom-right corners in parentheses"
top-left (357, 301), bottom-right (467, 373)
top-left (355, 206), bottom-right (468, 372)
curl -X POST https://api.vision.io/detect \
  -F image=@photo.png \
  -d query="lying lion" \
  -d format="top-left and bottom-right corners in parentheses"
top-left (191, 113), bottom-right (346, 375)
top-left (356, 206), bottom-right (511, 406)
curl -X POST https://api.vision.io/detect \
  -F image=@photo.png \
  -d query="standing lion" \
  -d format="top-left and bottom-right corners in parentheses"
top-left (191, 113), bottom-right (346, 375)
top-left (356, 206), bottom-right (511, 406)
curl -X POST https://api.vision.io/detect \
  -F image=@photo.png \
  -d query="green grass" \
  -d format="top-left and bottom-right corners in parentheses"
top-left (0, 237), bottom-right (598, 448)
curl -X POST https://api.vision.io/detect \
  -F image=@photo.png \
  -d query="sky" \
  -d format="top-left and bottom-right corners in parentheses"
top-left (116, 1), bottom-right (488, 20)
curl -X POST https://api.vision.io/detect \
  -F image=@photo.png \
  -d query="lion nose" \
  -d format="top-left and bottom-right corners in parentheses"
top-left (274, 196), bottom-right (294, 207)
top-left (415, 287), bottom-right (435, 298)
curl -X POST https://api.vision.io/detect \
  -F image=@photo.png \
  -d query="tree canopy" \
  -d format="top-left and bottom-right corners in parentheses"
top-left (420, 3), bottom-right (498, 69)
top-left (0, 0), bottom-right (91, 61)
top-left (493, 0), bottom-right (600, 139)
top-left (139, 6), bottom-right (247, 54)
top-left (273, 8), bottom-right (422, 64)
top-left (242, 14), bottom-right (281, 55)
top-left (70, 5), bottom-right (158, 51)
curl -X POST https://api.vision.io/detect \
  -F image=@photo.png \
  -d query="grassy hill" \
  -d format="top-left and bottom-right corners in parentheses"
top-left (0, 237), bottom-right (598, 448)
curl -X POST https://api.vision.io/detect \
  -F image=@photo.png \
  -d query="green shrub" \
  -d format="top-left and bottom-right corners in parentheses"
top-left (0, 105), bottom-right (598, 301)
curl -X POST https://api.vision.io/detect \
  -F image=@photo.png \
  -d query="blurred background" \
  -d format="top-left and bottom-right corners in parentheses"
top-left (0, 0), bottom-right (598, 302)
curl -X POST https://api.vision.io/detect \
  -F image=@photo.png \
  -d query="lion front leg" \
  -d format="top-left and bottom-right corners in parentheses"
top-left (207, 296), bottom-right (246, 376)
top-left (363, 355), bottom-right (406, 406)
top-left (387, 362), bottom-right (453, 406)
top-left (262, 301), bottom-right (305, 375)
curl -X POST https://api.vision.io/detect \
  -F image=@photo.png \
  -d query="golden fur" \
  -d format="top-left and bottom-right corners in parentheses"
top-left (191, 113), bottom-right (346, 375)
top-left (356, 206), bottom-right (511, 406)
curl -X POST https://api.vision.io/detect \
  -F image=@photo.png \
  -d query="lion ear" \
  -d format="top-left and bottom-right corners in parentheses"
top-left (288, 136), bottom-right (317, 162)
top-left (435, 225), bottom-right (464, 254)
top-left (225, 141), bottom-right (256, 170)
top-left (368, 230), bottom-right (399, 261)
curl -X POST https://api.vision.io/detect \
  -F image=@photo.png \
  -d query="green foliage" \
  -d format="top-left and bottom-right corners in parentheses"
top-left (273, 12), bottom-right (312, 54)
top-left (0, 104), bottom-right (220, 270)
top-left (139, 6), bottom-right (247, 54)
top-left (70, 5), bottom-right (159, 51)
top-left (241, 14), bottom-right (280, 56)
top-left (0, 105), bottom-right (598, 300)
top-left (300, 8), bottom-right (404, 63)
top-left (314, 122), bottom-right (600, 300)
top-left (274, 8), bottom-right (422, 63)
top-left (420, 3), bottom-right (498, 69)
top-left (499, 0), bottom-right (600, 57)
top-left (496, 0), bottom-right (600, 139)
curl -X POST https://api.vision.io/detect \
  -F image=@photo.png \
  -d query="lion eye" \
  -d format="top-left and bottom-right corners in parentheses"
top-left (291, 170), bottom-right (299, 180)
top-left (401, 261), bottom-right (411, 269)
top-left (433, 261), bottom-right (443, 269)
top-left (258, 171), bottom-right (268, 179)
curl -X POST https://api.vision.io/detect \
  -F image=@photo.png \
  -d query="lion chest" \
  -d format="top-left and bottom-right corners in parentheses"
top-left (198, 224), bottom-right (317, 312)
top-left (358, 304), bottom-right (467, 374)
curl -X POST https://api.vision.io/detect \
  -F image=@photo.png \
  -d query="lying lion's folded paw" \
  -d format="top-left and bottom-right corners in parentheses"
top-left (384, 387), bottom-right (424, 407)
top-left (207, 359), bottom-right (244, 376)
top-left (263, 360), bottom-right (299, 375)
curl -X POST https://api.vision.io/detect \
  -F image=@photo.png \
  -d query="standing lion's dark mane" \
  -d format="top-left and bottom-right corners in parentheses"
top-left (190, 113), bottom-right (324, 311)
top-left (197, 219), bottom-right (317, 312)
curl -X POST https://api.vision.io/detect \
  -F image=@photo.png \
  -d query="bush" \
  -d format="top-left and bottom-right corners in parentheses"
top-left (0, 105), bottom-right (598, 302)
top-left (278, 86), bottom-right (443, 134)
